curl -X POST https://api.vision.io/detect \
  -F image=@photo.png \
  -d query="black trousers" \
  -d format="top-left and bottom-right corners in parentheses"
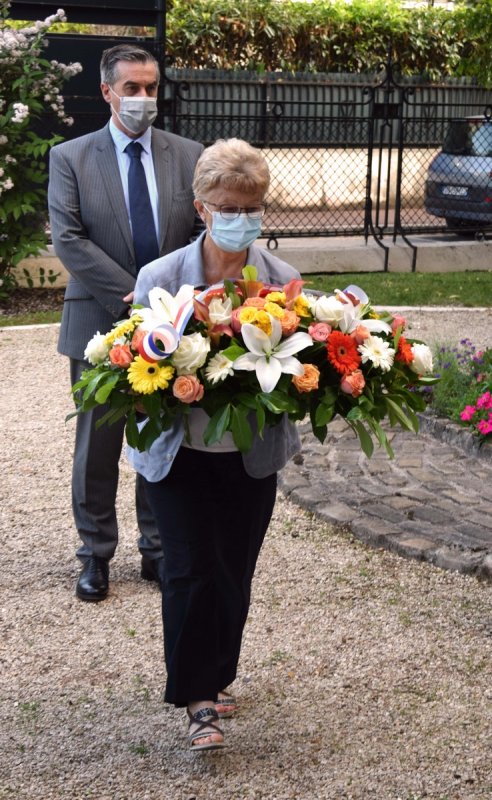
top-left (143, 447), bottom-right (277, 707)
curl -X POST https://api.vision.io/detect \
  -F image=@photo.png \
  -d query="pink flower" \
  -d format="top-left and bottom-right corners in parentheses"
top-left (340, 369), bottom-right (365, 398)
top-left (308, 322), bottom-right (331, 342)
top-left (477, 391), bottom-right (492, 410)
top-left (231, 307), bottom-right (243, 334)
top-left (391, 314), bottom-right (407, 333)
top-left (477, 418), bottom-right (492, 435)
top-left (460, 405), bottom-right (476, 422)
top-left (172, 375), bottom-right (204, 403)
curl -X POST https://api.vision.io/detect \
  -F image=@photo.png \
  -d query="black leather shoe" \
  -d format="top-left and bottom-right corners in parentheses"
top-left (141, 556), bottom-right (164, 590)
top-left (76, 556), bottom-right (109, 602)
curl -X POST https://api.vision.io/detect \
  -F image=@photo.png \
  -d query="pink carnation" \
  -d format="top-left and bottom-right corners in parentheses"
top-left (476, 391), bottom-right (492, 410)
top-left (477, 418), bottom-right (492, 435)
top-left (460, 405), bottom-right (476, 422)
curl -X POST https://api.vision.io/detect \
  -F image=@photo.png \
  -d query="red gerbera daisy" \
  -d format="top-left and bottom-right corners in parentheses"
top-left (326, 331), bottom-right (361, 375)
top-left (395, 335), bottom-right (414, 365)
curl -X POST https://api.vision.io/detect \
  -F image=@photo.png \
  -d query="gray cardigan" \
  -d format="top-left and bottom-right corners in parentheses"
top-left (126, 233), bottom-right (302, 481)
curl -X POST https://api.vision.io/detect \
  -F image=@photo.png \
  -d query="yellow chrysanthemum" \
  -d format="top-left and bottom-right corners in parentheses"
top-left (105, 314), bottom-right (143, 346)
top-left (250, 309), bottom-right (272, 336)
top-left (264, 301), bottom-right (285, 320)
top-left (127, 356), bottom-right (175, 394)
top-left (265, 291), bottom-right (286, 307)
top-left (293, 295), bottom-right (311, 318)
top-left (238, 307), bottom-right (257, 325)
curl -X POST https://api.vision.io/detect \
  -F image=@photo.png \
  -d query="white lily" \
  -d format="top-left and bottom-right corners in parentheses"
top-left (233, 316), bottom-right (313, 393)
top-left (335, 285), bottom-right (392, 336)
top-left (135, 284), bottom-right (195, 331)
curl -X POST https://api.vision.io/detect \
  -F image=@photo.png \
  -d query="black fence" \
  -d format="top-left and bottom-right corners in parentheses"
top-left (29, 32), bottom-right (492, 259)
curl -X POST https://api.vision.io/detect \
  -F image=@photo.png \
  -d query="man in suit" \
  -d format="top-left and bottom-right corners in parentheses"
top-left (48, 43), bottom-right (204, 602)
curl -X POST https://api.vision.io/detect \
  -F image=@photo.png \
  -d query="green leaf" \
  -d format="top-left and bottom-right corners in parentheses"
top-left (94, 373), bottom-right (120, 403)
top-left (259, 390), bottom-right (298, 415)
top-left (242, 265), bottom-right (258, 281)
top-left (125, 413), bottom-right (140, 449)
top-left (351, 420), bottom-right (374, 458)
top-left (203, 404), bottom-right (232, 447)
top-left (221, 344), bottom-right (245, 360)
top-left (385, 396), bottom-right (418, 432)
top-left (230, 406), bottom-right (253, 452)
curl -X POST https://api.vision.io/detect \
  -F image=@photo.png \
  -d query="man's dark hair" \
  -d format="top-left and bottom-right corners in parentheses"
top-left (100, 44), bottom-right (160, 85)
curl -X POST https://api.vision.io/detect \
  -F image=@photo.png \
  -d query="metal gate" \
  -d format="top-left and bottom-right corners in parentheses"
top-left (163, 58), bottom-right (492, 268)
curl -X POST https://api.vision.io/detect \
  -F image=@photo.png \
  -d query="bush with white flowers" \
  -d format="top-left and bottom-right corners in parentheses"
top-left (0, 3), bottom-right (82, 298)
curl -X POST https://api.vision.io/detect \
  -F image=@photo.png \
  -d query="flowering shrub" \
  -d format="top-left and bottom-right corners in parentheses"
top-left (70, 267), bottom-right (437, 459)
top-left (0, 3), bottom-right (82, 298)
top-left (431, 338), bottom-right (492, 443)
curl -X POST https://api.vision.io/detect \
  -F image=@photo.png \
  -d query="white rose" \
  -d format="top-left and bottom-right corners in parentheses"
top-left (84, 332), bottom-right (110, 365)
top-left (410, 343), bottom-right (433, 375)
top-left (313, 295), bottom-right (345, 326)
top-left (208, 296), bottom-right (233, 326)
top-left (172, 332), bottom-right (210, 375)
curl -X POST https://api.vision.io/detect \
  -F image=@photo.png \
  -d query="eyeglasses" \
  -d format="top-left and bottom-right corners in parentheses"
top-left (201, 201), bottom-right (267, 220)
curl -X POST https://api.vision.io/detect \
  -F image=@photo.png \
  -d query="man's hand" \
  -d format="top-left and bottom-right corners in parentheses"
top-left (123, 291), bottom-right (134, 305)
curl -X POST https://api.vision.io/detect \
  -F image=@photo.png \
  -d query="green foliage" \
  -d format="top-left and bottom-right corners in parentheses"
top-left (0, 3), bottom-right (81, 299)
top-left (303, 272), bottom-right (492, 309)
top-left (430, 338), bottom-right (492, 440)
top-left (453, 0), bottom-right (492, 87)
top-left (165, 0), bottom-right (466, 79)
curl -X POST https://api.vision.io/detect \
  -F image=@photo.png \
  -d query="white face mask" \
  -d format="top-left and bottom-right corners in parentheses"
top-left (109, 86), bottom-right (157, 134)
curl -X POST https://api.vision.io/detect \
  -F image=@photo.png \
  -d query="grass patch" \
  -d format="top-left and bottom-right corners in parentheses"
top-left (302, 271), bottom-right (492, 307)
top-left (0, 310), bottom-right (62, 327)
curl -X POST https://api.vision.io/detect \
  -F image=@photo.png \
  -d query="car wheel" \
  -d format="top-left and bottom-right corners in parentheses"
top-left (444, 217), bottom-right (483, 237)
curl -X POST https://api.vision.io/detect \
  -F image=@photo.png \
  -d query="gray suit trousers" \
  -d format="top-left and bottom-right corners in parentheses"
top-left (70, 358), bottom-right (162, 562)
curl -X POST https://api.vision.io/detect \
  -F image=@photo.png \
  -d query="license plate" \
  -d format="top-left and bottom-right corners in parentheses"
top-left (442, 185), bottom-right (468, 197)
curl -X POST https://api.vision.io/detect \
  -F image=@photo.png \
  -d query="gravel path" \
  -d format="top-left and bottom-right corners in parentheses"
top-left (1, 315), bottom-right (491, 800)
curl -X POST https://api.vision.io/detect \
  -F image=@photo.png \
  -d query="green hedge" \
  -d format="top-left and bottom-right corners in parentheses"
top-left (164, 0), bottom-right (492, 85)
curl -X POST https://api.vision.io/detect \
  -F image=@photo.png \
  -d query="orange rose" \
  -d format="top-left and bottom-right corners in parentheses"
top-left (109, 344), bottom-right (133, 368)
top-left (172, 374), bottom-right (204, 404)
top-left (280, 309), bottom-right (300, 336)
top-left (131, 328), bottom-right (146, 351)
top-left (292, 363), bottom-right (320, 393)
top-left (340, 369), bottom-right (365, 397)
top-left (243, 296), bottom-right (266, 309)
top-left (351, 325), bottom-right (370, 345)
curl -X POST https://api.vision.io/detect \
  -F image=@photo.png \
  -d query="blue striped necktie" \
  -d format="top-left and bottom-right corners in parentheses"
top-left (125, 141), bottom-right (159, 270)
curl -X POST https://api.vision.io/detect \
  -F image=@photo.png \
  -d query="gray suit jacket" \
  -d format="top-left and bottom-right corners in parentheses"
top-left (48, 124), bottom-right (204, 360)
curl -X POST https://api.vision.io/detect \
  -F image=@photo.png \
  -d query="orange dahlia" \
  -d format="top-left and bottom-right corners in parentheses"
top-left (326, 331), bottom-right (361, 375)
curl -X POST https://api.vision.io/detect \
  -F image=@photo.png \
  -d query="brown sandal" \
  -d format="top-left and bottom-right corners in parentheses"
top-left (187, 707), bottom-right (225, 751)
top-left (215, 692), bottom-right (237, 719)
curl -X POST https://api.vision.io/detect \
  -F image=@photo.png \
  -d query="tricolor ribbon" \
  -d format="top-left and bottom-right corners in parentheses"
top-left (138, 282), bottom-right (226, 363)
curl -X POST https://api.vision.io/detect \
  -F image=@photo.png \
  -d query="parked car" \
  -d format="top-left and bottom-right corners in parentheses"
top-left (424, 114), bottom-right (492, 232)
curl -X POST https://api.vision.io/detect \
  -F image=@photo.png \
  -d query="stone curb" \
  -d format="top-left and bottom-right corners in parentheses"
top-left (279, 417), bottom-right (492, 583)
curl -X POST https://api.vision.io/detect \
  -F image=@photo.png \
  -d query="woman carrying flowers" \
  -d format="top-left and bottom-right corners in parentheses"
top-left (127, 138), bottom-right (304, 751)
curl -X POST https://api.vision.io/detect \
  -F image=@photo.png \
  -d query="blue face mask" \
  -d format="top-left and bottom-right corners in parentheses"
top-left (207, 212), bottom-right (262, 252)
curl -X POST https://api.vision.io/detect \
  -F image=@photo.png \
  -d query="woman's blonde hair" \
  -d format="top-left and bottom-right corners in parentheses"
top-left (193, 138), bottom-right (270, 198)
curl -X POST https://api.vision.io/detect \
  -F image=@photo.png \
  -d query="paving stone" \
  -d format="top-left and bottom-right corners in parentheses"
top-left (411, 506), bottom-right (456, 525)
top-left (280, 420), bottom-right (492, 583)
